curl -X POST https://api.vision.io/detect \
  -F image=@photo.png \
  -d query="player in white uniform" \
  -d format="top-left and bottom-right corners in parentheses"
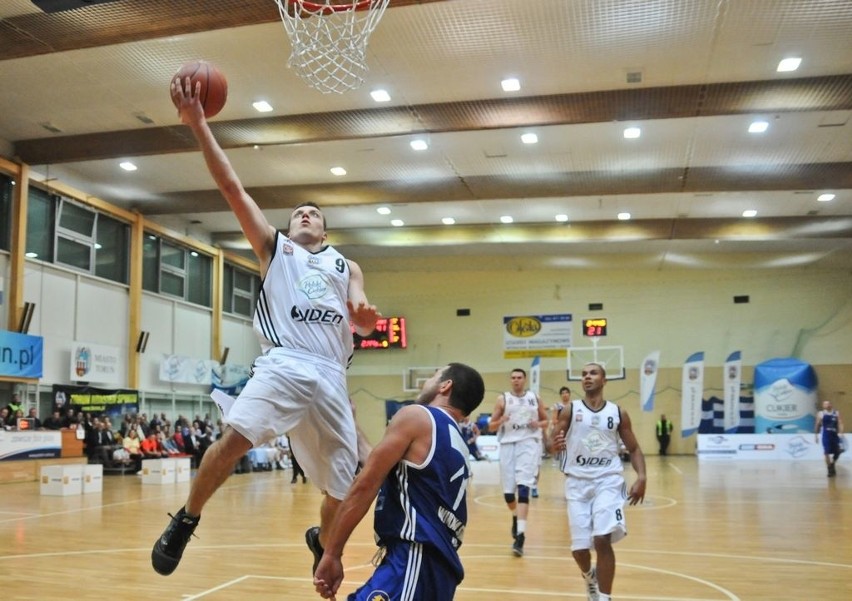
top-left (152, 77), bottom-right (379, 578)
top-left (550, 363), bottom-right (646, 601)
top-left (488, 368), bottom-right (548, 556)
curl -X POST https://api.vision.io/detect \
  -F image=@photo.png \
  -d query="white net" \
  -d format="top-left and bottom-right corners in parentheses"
top-left (275, 0), bottom-right (390, 94)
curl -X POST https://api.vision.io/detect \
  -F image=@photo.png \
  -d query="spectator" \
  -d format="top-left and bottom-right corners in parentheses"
top-left (61, 407), bottom-right (77, 429)
top-left (4, 393), bottom-right (23, 425)
top-left (43, 410), bottom-right (63, 430)
top-left (460, 416), bottom-right (484, 461)
top-left (141, 432), bottom-right (168, 458)
top-left (123, 429), bottom-right (143, 471)
top-left (86, 419), bottom-right (116, 465)
top-left (0, 408), bottom-right (10, 430)
top-left (27, 407), bottom-right (44, 430)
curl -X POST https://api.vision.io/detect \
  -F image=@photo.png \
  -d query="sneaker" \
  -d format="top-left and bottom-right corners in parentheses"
top-left (512, 532), bottom-right (525, 557)
top-left (305, 526), bottom-right (324, 575)
top-left (511, 515), bottom-right (517, 539)
top-left (531, 486), bottom-right (539, 498)
top-left (828, 463), bottom-right (836, 477)
top-left (584, 567), bottom-right (599, 601)
top-left (151, 508), bottom-right (199, 575)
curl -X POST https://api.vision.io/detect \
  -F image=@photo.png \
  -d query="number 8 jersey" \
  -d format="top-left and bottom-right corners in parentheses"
top-left (560, 399), bottom-right (625, 479)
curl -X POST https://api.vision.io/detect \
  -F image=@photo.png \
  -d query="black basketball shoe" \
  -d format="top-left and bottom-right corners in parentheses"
top-left (305, 526), bottom-right (324, 575)
top-left (151, 508), bottom-right (199, 575)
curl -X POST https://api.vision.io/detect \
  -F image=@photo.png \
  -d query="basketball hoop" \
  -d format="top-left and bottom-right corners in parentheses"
top-left (274, 0), bottom-right (390, 94)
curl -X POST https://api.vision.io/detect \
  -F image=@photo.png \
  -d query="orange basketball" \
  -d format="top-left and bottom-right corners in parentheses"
top-left (170, 60), bottom-right (228, 118)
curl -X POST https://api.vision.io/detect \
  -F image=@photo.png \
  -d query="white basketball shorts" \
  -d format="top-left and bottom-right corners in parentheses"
top-left (564, 472), bottom-right (628, 550)
top-left (499, 437), bottom-right (540, 494)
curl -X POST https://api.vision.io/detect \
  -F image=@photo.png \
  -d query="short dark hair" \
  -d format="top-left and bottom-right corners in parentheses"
top-left (292, 202), bottom-right (326, 229)
top-left (511, 368), bottom-right (527, 378)
top-left (559, 386), bottom-right (571, 394)
top-left (442, 363), bottom-right (485, 417)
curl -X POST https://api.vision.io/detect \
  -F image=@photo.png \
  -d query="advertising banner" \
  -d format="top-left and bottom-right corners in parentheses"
top-left (52, 384), bottom-right (139, 419)
top-left (681, 352), bottom-right (704, 437)
top-left (723, 351), bottom-right (742, 433)
top-left (0, 431), bottom-right (62, 461)
top-left (640, 350), bottom-right (660, 412)
top-left (753, 358), bottom-right (817, 434)
top-left (502, 314), bottom-right (572, 359)
top-left (69, 341), bottom-right (123, 384)
top-left (0, 330), bottom-right (43, 378)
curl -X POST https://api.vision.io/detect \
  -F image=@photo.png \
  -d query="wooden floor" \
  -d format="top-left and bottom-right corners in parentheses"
top-left (1, 456), bottom-right (850, 600)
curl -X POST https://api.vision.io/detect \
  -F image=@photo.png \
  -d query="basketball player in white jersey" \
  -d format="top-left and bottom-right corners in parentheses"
top-left (153, 77), bottom-right (379, 578)
top-left (550, 363), bottom-right (646, 601)
top-left (488, 368), bottom-right (548, 556)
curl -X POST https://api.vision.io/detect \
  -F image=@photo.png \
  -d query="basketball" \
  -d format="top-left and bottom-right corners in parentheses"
top-left (170, 60), bottom-right (228, 118)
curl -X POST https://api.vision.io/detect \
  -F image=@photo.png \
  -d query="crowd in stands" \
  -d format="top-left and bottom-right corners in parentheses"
top-left (3, 396), bottom-right (306, 480)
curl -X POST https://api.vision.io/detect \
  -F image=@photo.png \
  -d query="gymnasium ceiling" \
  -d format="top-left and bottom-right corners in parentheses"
top-left (1, 0), bottom-right (851, 272)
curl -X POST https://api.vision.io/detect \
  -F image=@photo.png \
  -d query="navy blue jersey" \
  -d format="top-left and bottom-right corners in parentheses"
top-left (821, 411), bottom-right (840, 434)
top-left (373, 405), bottom-right (471, 583)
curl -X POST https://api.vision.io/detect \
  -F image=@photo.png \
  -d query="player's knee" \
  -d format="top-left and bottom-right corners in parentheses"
top-left (503, 493), bottom-right (516, 505)
top-left (517, 485), bottom-right (530, 504)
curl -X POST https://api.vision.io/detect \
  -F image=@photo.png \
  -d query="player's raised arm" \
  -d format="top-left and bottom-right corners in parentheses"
top-left (172, 76), bottom-right (275, 268)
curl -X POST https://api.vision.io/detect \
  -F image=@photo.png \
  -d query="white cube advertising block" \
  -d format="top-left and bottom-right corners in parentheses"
top-left (40, 464), bottom-right (84, 496)
top-left (82, 464), bottom-right (103, 494)
top-left (141, 458), bottom-right (176, 485)
top-left (175, 457), bottom-right (191, 483)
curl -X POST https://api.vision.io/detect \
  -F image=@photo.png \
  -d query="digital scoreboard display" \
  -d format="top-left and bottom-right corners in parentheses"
top-left (353, 316), bottom-right (407, 349)
top-left (583, 317), bottom-right (608, 337)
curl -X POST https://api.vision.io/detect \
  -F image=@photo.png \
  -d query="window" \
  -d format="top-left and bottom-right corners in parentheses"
top-left (25, 186), bottom-right (56, 260)
top-left (96, 214), bottom-right (129, 283)
top-left (0, 173), bottom-right (11, 251)
top-left (24, 190), bottom-right (130, 284)
top-left (224, 263), bottom-right (259, 317)
top-left (142, 233), bottom-right (213, 307)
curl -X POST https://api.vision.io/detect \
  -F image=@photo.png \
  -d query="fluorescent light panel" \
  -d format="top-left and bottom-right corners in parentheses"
top-left (817, 193), bottom-right (835, 202)
top-left (501, 78), bottom-right (520, 92)
top-left (370, 89), bottom-right (391, 102)
top-left (330, 166), bottom-right (347, 176)
top-left (777, 57), bottom-right (802, 72)
top-left (748, 120), bottom-right (769, 133)
top-left (119, 161), bottom-right (137, 171)
top-left (623, 127), bottom-right (641, 139)
top-left (521, 133), bottom-right (538, 144)
top-left (252, 100), bottom-right (273, 112)
top-left (410, 139), bottom-right (428, 151)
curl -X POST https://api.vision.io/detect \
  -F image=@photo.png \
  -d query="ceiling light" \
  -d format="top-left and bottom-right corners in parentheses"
top-left (623, 127), bottom-right (641, 139)
top-left (521, 133), bottom-right (538, 144)
top-left (330, 166), bottom-right (347, 176)
top-left (617, 212), bottom-right (631, 220)
top-left (376, 206), bottom-right (391, 215)
top-left (500, 215), bottom-right (514, 224)
top-left (501, 78), bottom-right (520, 92)
top-left (94, 243), bottom-right (102, 250)
top-left (748, 120), bottom-right (769, 133)
top-left (252, 100), bottom-right (273, 112)
top-left (441, 217), bottom-right (456, 225)
top-left (370, 89), bottom-right (391, 102)
top-left (119, 161), bottom-right (137, 171)
top-left (390, 219), bottom-right (404, 227)
top-left (252, 145), bottom-right (260, 150)
top-left (555, 214), bottom-right (569, 222)
top-left (777, 57), bottom-right (802, 72)
top-left (817, 193), bottom-right (835, 202)
top-left (742, 209), bottom-right (757, 217)
top-left (25, 252), bottom-right (38, 258)
top-left (410, 139), bottom-right (428, 151)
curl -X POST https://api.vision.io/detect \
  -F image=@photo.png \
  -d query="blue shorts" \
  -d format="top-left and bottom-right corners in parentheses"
top-left (348, 542), bottom-right (459, 601)
top-left (822, 432), bottom-right (839, 455)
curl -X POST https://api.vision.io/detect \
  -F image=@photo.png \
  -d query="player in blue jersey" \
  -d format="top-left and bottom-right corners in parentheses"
top-left (313, 363), bottom-right (485, 601)
top-left (815, 400), bottom-right (844, 477)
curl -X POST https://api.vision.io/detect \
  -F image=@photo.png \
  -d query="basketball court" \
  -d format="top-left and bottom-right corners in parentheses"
top-left (1, 456), bottom-right (849, 600)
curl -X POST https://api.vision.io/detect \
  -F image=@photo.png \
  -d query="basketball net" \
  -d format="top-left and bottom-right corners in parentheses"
top-left (274, 0), bottom-right (390, 94)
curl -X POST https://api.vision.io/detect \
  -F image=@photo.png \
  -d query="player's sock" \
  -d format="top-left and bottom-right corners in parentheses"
top-left (598, 595), bottom-right (611, 601)
top-left (511, 514), bottom-right (517, 538)
top-left (517, 519), bottom-right (527, 535)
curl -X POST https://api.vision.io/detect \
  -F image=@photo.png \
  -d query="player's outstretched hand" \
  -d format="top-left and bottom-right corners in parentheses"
top-left (627, 478), bottom-right (646, 505)
top-left (314, 555), bottom-right (343, 600)
top-left (170, 77), bottom-right (205, 126)
top-left (348, 300), bottom-right (380, 334)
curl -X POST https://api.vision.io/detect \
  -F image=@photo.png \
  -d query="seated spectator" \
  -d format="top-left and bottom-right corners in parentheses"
top-left (140, 432), bottom-right (168, 458)
top-left (61, 407), bottom-right (77, 429)
top-left (86, 419), bottom-right (116, 465)
top-left (122, 428), bottom-right (143, 471)
top-left (183, 426), bottom-right (206, 467)
top-left (27, 407), bottom-right (43, 430)
top-left (0, 407), bottom-right (11, 430)
top-left (43, 410), bottom-right (63, 430)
